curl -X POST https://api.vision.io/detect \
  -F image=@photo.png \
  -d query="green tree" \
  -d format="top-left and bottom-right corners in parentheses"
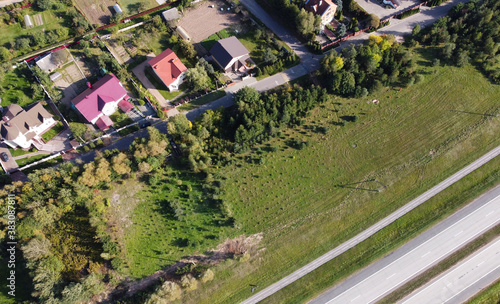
top-left (412, 24), bottom-right (421, 36)
top-left (262, 48), bottom-right (278, 64)
top-left (296, 9), bottom-right (317, 37)
top-left (37, 0), bottom-right (53, 10)
top-left (0, 46), bottom-right (11, 62)
top-left (369, 14), bottom-right (380, 29)
top-left (185, 65), bottom-right (211, 91)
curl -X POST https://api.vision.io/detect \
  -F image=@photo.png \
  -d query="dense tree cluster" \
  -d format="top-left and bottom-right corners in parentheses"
top-left (412, 0), bottom-right (500, 83)
top-left (321, 35), bottom-right (416, 97)
top-left (262, 0), bottom-right (321, 39)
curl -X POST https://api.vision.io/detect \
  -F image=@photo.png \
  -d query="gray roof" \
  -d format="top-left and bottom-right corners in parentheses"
top-left (35, 53), bottom-right (58, 73)
top-left (210, 37), bottom-right (250, 69)
top-left (162, 8), bottom-right (180, 21)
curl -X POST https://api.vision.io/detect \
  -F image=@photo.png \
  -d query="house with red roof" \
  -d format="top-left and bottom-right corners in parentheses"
top-left (304, 0), bottom-right (337, 27)
top-left (71, 73), bottom-right (133, 131)
top-left (148, 48), bottom-right (187, 91)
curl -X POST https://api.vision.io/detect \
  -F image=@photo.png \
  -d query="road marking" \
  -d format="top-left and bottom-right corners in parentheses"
top-left (350, 295), bottom-right (360, 302)
top-left (422, 251), bottom-right (431, 258)
top-left (454, 230), bottom-right (463, 237)
top-left (478, 261), bottom-right (485, 266)
top-left (486, 211), bottom-right (494, 217)
top-left (386, 273), bottom-right (396, 280)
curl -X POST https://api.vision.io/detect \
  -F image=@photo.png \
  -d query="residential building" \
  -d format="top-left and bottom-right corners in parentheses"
top-left (304, 0), bottom-right (338, 26)
top-left (148, 48), bottom-right (188, 91)
top-left (210, 36), bottom-right (252, 73)
top-left (0, 103), bottom-right (57, 149)
top-left (71, 73), bottom-right (133, 131)
top-left (162, 8), bottom-right (180, 22)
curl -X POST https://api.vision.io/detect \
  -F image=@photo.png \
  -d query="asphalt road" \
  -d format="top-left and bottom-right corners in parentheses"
top-left (240, 146), bottom-right (500, 304)
top-left (399, 237), bottom-right (500, 304)
top-left (310, 187), bottom-right (500, 304)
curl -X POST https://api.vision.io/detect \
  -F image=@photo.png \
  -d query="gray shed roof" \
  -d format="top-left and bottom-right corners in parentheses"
top-left (210, 36), bottom-right (249, 69)
top-left (162, 8), bottom-right (180, 21)
top-left (35, 53), bottom-right (58, 73)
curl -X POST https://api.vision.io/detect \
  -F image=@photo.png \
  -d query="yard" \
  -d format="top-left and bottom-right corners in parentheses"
top-left (119, 0), bottom-right (157, 16)
top-left (41, 122), bottom-right (64, 142)
top-left (144, 68), bottom-right (183, 100)
top-left (178, 48), bottom-right (500, 303)
top-left (72, 0), bottom-right (117, 26)
top-left (0, 67), bottom-right (41, 107)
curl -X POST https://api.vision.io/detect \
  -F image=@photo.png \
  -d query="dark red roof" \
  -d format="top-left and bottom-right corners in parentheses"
top-left (71, 74), bottom-right (127, 122)
top-left (118, 99), bottom-right (134, 113)
top-left (95, 115), bottom-right (113, 131)
top-left (148, 49), bottom-right (187, 87)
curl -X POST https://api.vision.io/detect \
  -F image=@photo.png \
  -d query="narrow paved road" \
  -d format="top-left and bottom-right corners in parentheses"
top-left (240, 145), bottom-right (500, 304)
top-left (310, 187), bottom-right (500, 304)
top-left (400, 236), bottom-right (500, 304)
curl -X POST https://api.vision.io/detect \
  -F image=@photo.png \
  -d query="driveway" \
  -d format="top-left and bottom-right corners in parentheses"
top-left (36, 128), bottom-right (73, 152)
top-left (355, 0), bottom-right (422, 19)
top-left (0, 144), bottom-right (18, 173)
top-left (132, 55), bottom-right (169, 108)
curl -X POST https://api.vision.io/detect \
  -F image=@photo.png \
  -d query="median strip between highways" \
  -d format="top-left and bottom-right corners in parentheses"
top-left (239, 145), bottom-right (500, 304)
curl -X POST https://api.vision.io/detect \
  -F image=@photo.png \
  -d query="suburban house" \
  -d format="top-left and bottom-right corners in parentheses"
top-left (304, 0), bottom-right (337, 26)
top-left (148, 48), bottom-right (188, 91)
top-left (0, 102), bottom-right (57, 149)
top-left (71, 73), bottom-right (133, 131)
top-left (210, 36), bottom-right (252, 73)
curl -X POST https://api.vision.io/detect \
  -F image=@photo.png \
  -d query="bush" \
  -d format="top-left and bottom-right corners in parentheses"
top-left (200, 269), bottom-right (215, 283)
top-left (146, 281), bottom-right (182, 304)
top-left (180, 274), bottom-right (198, 291)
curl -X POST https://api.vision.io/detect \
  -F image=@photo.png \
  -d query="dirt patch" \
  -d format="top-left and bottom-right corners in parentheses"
top-left (95, 233), bottom-right (263, 303)
top-left (177, 0), bottom-right (241, 43)
top-left (74, 0), bottom-right (116, 26)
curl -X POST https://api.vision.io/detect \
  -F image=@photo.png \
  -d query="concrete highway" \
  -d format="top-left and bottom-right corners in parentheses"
top-left (240, 146), bottom-right (500, 304)
top-left (310, 186), bottom-right (500, 304)
top-left (399, 237), bottom-right (500, 304)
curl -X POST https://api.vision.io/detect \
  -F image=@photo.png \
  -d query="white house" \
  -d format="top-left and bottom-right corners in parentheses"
top-left (148, 48), bottom-right (188, 91)
top-left (0, 103), bottom-right (57, 149)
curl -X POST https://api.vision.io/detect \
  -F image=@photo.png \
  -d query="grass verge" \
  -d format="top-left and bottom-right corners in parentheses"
top-left (144, 68), bottom-right (183, 101)
top-left (178, 90), bottom-right (227, 111)
top-left (379, 224), bottom-right (500, 304)
top-left (41, 122), bottom-right (64, 142)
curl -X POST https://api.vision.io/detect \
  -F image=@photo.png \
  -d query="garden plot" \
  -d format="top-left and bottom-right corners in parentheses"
top-left (54, 63), bottom-right (87, 106)
top-left (33, 13), bottom-right (43, 26)
top-left (73, 0), bottom-right (116, 26)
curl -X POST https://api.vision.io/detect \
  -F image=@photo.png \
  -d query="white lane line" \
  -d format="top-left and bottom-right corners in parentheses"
top-left (478, 261), bottom-right (485, 266)
top-left (421, 251), bottom-right (431, 258)
top-left (444, 264), bottom-right (500, 304)
top-left (486, 211), bottom-right (494, 217)
top-left (387, 273), bottom-right (396, 280)
top-left (351, 295), bottom-right (360, 302)
top-left (454, 230), bottom-right (463, 237)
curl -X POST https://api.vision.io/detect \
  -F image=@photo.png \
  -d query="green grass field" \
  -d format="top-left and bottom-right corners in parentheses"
top-left (119, 0), bottom-right (157, 16)
top-left (201, 33), bottom-right (221, 51)
top-left (466, 278), bottom-right (500, 304)
top-left (108, 169), bottom-right (231, 278)
top-left (144, 68), bottom-right (182, 100)
top-left (178, 90), bottom-right (226, 111)
top-left (178, 48), bottom-right (500, 303)
top-left (0, 9), bottom-right (68, 53)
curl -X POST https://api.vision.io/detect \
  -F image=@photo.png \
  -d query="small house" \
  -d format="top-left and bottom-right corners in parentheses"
top-left (210, 36), bottom-right (252, 73)
top-left (304, 0), bottom-right (337, 26)
top-left (148, 49), bottom-right (188, 91)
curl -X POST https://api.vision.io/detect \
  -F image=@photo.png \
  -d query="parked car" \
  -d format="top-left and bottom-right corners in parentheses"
top-left (140, 122), bottom-right (152, 129)
top-left (1, 152), bottom-right (9, 162)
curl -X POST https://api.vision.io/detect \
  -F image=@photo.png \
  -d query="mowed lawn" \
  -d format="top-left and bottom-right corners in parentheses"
top-left (180, 50), bottom-right (500, 303)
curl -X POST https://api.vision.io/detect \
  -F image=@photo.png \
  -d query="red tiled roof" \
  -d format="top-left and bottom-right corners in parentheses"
top-left (118, 99), bottom-right (134, 113)
top-left (71, 74), bottom-right (127, 123)
top-left (148, 49), bottom-right (187, 87)
top-left (95, 115), bottom-right (113, 131)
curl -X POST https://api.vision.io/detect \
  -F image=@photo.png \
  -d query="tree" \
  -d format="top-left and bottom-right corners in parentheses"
top-left (335, 0), bottom-right (343, 13)
top-left (22, 237), bottom-right (52, 261)
top-left (339, 71), bottom-right (356, 96)
top-left (369, 14), bottom-right (380, 29)
top-left (146, 281), bottom-right (182, 304)
top-left (296, 9), bottom-right (317, 37)
top-left (234, 86), bottom-right (260, 105)
top-left (180, 274), bottom-right (198, 291)
top-left (110, 12), bottom-right (123, 24)
top-left (442, 43), bottom-right (455, 60)
top-left (262, 48), bottom-right (278, 64)
top-left (0, 47), bottom-right (11, 62)
top-left (185, 65), bottom-right (211, 91)
top-left (412, 24), bottom-right (421, 36)
top-left (455, 50), bottom-right (469, 67)
top-left (15, 37), bottom-right (31, 51)
top-left (69, 122), bottom-right (87, 140)
top-left (111, 152), bottom-right (131, 176)
top-left (179, 39), bottom-right (196, 60)
top-left (37, 0), bottom-right (53, 10)
top-left (167, 114), bottom-right (191, 140)
top-left (337, 24), bottom-right (347, 37)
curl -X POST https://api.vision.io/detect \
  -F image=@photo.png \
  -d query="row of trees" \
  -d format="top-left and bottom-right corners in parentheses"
top-left (411, 0), bottom-right (499, 83)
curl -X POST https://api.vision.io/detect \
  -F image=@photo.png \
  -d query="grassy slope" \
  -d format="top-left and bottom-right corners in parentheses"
top-left (0, 68), bottom-right (36, 107)
top-left (178, 90), bottom-right (226, 111)
top-left (466, 278), bottom-right (500, 304)
top-left (179, 50), bottom-right (500, 303)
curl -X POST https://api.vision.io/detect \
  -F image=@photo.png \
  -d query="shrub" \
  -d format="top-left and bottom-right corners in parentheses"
top-left (180, 274), bottom-right (198, 291)
top-left (146, 281), bottom-right (182, 304)
top-left (200, 269), bottom-right (215, 283)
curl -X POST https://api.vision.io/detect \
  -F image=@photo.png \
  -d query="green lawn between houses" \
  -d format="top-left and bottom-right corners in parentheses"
top-left (177, 90), bottom-right (226, 111)
top-left (41, 121), bottom-right (64, 142)
top-left (176, 48), bottom-right (500, 304)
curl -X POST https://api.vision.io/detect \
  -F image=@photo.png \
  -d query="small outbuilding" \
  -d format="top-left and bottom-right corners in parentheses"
top-left (162, 7), bottom-right (180, 22)
top-left (175, 26), bottom-right (191, 41)
top-left (113, 4), bottom-right (123, 14)
top-left (24, 14), bottom-right (33, 28)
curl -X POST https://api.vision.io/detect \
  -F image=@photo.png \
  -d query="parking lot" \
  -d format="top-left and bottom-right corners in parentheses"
top-left (177, 0), bottom-right (241, 43)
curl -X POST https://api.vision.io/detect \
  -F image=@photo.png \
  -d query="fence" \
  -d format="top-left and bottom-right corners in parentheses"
top-left (320, 0), bottom-right (429, 51)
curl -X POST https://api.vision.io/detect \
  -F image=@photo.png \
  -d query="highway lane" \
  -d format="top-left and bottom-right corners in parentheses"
top-left (240, 146), bottom-right (500, 304)
top-left (309, 185), bottom-right (500, 304)
top-left (399, 237), bottom-right (500, 304)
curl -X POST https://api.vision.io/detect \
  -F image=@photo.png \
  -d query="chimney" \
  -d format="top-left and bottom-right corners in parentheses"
top-left (319, 0), bottom-right (322, 6)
